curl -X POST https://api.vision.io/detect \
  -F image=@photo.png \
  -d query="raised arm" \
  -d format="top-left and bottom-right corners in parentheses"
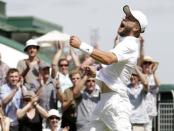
top-left (135, 65), bottom-right (148, 91)
top-left (32, 96), bottom-right (48, 118)
top-left (62, 98), bottom-right (74, 112)
top-left (0, 116), bottom-right (10, 131)
top-left (151, 62), bottom-right (160, 87)
top-left (80, 56), bottom-right (96, 69)
top-left (2, 87), bottom-right (19, 106)
top-left (70, 36), bottom-right (117, 65)
top-left (137, 36), bottom-right (145, 66)
top-left (72, 66), bottom-right (96, 97)
top-left (55, 76), bottom-right (64, 103)
top-left (34, 102), bottom-right (48, 119)
top-left (70, 48), bottom-right (81, 67)
top-left (51, 43), bottom-right (63, 78)
top-left (16, 101), bottom-right (33, 119)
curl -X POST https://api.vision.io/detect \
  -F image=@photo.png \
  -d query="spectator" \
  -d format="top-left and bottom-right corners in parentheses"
top-left (33, 64), bottom-right (58, 111)
top-left (141, 56), bottom-right (160, 131)
top-left (32, 64), bottom-right (60, 129)
top-left (17, 39), bottom-right (45, 90)
top-left (76, 76), bottom-right (100, 131)
top-left (57, 67), bottom-right (95, 131)
top-left (0, 68), bottom-right (22, 131)
top-left (43, 109), bottom-right (69, 131)
top-left (0, 100), bottom-right (10, 131)
top-left (0, 52), bottom-right (9, 86)
top-left (127, 66), bottom-right (149, 131)
top-left (51, 43), bottom-right (72, 92)
top-left (17, 91), bottom-right (48, 131)
top-left (59, 69), bottom-right (82, 131)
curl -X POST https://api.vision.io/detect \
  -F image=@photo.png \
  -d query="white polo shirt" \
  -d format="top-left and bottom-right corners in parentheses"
top-left (96, 36), bottom-right (140, 93)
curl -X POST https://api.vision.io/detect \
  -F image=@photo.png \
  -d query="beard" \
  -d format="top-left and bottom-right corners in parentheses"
top-left (118, 21), bottom-right (132, 37)
top-left (118, 27), bottom-right (131, 37)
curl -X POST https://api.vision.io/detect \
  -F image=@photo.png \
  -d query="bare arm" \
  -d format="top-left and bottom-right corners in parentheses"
top-left (69, 36), bottom-right (117, 65)
top-left (62, 99), bottom-right (74, 112)
top-left (151, 63), bottom-right (160, 87)
top-left (153, 73), bottom-right (160, 87)
top-left (137, 36), bottom-right (145, 66)
top-left (81, 57), bottom-right (96, 69)
top-left (72, 75), bottom-right (88, 98)
top-left (55, 74), bottom-right (65, 103)
top-left (32, 96), bottom-right (48, 118)
top-left (51, 43), bottom-right (62, 78)
top-left (34, 103), bottom-right (48, 119)
top-left (70, 48), bottom-right (81, 67)
top-left (56, 87), bottom-right (75, 112)
top-left (91, 49), bottom-right (117, 65)
top-left (135, 66), bottom-right (148, 91)
top-left (16, 102), bottom-right (33, 119)
top-left (56, 88), bottom-right (64, 103)
top-left (2, 88), bottom-right (18, 106)
top-left (16, 95), bottom-right (38, 119)
top-left (56, 84), bottom-right (74, 112)
top-left (73, 66), bottom-right (96, 97)
top-left (0, 117), bottom-right (10, 131)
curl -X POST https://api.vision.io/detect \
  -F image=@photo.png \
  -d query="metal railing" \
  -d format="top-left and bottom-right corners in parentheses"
top-left (157, 90), bottom-right (174, 131)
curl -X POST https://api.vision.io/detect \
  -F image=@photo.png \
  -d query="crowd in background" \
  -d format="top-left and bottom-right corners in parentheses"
top-left (0, 35), bottom-right (160, 131)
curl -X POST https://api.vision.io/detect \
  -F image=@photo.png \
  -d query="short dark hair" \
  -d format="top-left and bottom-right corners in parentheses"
top-left (6, 68), bottom-right (20, 83)
top-left (6, 68), bottom-right (19, 77)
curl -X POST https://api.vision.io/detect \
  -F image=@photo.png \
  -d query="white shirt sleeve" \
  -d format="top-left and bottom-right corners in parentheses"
top-left (110, 40), bottom-right (135, 62)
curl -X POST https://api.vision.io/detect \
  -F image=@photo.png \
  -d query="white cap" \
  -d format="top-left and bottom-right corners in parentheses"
top-left (48, 109), bottom-right (61, 118)
top-left (123, 5), bottom-right (148, 33)
top-left (24, 39), bottom-right (40, 52)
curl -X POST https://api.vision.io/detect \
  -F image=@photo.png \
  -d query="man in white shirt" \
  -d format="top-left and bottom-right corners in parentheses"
top-left (69, 5), bottom-right (148, 131)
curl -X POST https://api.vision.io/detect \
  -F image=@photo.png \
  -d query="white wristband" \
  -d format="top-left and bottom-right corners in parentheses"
top-left (79, 42), bottom-right (94, 55)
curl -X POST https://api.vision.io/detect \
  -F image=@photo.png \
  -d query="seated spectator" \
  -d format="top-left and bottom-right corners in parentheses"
top-left (16, 91), bottom-right (48, 131)
top-left (0, 100), bottom-right (10, 131)
top-left (43, 109), bottom-right (69, 131)
top-left (0, 68), bottom-right (23, 131)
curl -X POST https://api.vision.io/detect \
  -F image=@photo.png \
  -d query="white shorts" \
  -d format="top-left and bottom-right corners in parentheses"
top-left (87, 92), bottom-right (132, 131)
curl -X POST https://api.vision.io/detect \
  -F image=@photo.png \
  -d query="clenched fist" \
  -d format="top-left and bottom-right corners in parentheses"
top-left (69, 35), bottom-right (81, 49)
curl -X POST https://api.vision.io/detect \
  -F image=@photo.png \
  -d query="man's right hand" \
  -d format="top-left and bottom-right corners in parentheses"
top-left (69, 36), bottom-right (81, 49)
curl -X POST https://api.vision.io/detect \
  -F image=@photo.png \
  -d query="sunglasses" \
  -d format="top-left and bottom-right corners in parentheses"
top-left (49, 116), bottom-right (60, 120)
top-left (87, 80), bottom-right (95, 83)
top-left (59, 64), bottom-right (68, 67)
